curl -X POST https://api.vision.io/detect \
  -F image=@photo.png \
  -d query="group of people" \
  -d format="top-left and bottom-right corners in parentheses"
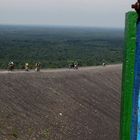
top-left (8, 61), bottom-right (41, 72)
top-left (7, 61), bottom-right (106, 72)
top-left (69, 61), bottom-right (79, 69)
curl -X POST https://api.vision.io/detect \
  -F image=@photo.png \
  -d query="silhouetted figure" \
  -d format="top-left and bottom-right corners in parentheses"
top-left (69, 61), bottom-right (79, 69)
top-left (25, 63), bottom-right (29, 71)
top-left (74, 61), bottom-right (79, 69)
top-left (8, 61), bottom-right (15, 71)
top-left (102, 62), bottom-right (106, 67)
top-left (35, 62), bottom-right (41, 72)
top-left (69, 63), bottom-right (75, 69)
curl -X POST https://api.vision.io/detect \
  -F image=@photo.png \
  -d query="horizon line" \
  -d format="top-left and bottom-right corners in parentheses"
top-left (0, 23), bottom-right (124, 30)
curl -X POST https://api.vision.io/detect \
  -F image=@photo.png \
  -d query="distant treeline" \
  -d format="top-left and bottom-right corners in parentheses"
top-left (0, 25), bottom-right (123, 69)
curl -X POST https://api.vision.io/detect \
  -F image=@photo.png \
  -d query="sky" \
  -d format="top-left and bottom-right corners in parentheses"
top-left (0, 0), bottom-right (135, 28)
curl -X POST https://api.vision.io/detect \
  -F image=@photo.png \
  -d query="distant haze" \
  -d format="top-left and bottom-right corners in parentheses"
top-left (0, 0), bottom-right (134, 28)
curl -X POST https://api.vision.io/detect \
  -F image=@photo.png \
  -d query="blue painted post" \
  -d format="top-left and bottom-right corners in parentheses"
top-left (136, 17), bottom-right (140, 140)
top-left (131, 17), bottom-right (140, 140)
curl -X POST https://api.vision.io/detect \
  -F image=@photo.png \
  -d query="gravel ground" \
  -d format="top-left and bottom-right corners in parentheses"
top-left (0, 64), bottom-right (121, 140)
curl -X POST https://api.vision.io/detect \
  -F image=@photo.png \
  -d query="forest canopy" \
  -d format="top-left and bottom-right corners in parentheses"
top-left (0, 25), bottom-right (123, 69)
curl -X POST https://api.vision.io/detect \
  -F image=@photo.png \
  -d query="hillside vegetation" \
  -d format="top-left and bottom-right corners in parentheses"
top-left (0, 25), bottom-right (123, 68)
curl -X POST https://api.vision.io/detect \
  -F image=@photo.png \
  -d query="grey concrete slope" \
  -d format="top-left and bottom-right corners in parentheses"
top-left (0, 65), bottom-right (121, 140)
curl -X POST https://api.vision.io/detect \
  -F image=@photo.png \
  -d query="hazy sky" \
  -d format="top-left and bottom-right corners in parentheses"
top-left (0, 0), bottom-right (135, 28)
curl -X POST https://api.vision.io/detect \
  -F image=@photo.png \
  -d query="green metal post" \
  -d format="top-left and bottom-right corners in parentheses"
top-left (120, 11), bottom-right (137, 140)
